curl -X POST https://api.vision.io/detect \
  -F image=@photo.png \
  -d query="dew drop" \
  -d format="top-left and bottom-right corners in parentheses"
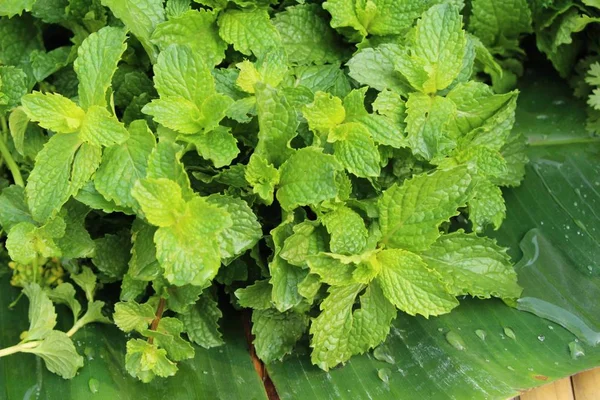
top-left (537, 335), bottom-right (545, 342)
top-left (373, 346), bottom-right (395, 365)
top-left (569, 341), bottom-right (585, 360)
top-left (377, 368), bottom-right (392, 384)
top-left (446, 331), bottom-right (466, 351)
top-left (88, 378), bottom-right (99, 394)
top-left (507, 366), bottom-right (515, 371)
top-left (548, 325), bottom-right (554, 330)
top-left (84, 347), bottom-right (95, 361)
top-left (475, 329), bottom-right (486, 341)
top-left (504, 327), bottom-right (516, 340)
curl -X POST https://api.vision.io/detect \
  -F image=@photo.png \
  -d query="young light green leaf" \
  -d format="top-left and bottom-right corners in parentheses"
top-left (245, 154), bottom-right (279, 205)
top-left (21, 92), bottom-right (85, 133)
top-left (8, 106), bottom-right (29, 156)
top-left (180, 293), bottom-right (224, 348)
top-left (131, 178), bottom-right (187, 227)
top-left (71, 266), bottom-right (97, 303)
top-left (0, 0), bottom-right (36, 17)
top-left (47, 282), bottom-right (82, 323)
top-left (303, 91), bottom-right (346, 135)
top-left (347, 44), bottom-right (411, 93)
top-left (74, 26), bottom-right (127, 110)
top-left (125, 338), bottom-right (178, 383)
top-left (70, 143), bottom-right (102, 194)
top-left (375, 249), bottom-right (459, 317)
top-left (378, 166), bottom-right (473, 251)
top-left (188, 127), bottom-right (239, 168)
top-left (143, 317), bottom-right (195, 361)
top-left (252, 308), bottom-right (308, 363)
top-left (306, 253), bottom-right (356, 286)
top-left (280, 222), bottom-right (328, 267)
top-left (421, 232), bottom-right (521, 299)
top-left (331, 123), bottom-right (381, 178)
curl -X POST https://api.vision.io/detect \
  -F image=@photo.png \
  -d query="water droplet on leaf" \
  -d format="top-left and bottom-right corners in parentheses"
top-left (504, 327), bottom-right (516, 340)
top-left (475, 329), bottom-right (486, 341)
top-left (377, 368), bottom-right (392, 383)
top-left (537, 335), bottom-right (545, 342)
top-left (88, 378), bottom-right (99, 394)
top-left (446, 331), bottom-right (466, 351)
top-left (373, 346), bottom-right (395, 364)
top-left (568, 341), bottom-right (585, 359)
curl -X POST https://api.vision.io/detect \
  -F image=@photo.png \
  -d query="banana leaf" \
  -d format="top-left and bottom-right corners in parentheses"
top-left (265, 67), bottom-right (600, 398)
top-left (1, 65), bottom-right (599, 400)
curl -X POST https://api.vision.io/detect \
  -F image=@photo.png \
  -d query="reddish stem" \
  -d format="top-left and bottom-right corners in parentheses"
top-left (147, 297), bottom-right (166, 345)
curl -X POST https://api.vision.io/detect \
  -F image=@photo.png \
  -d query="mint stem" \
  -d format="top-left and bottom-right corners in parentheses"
top-left (0, 115), bottom-right (24, 187)
top-left (147, 297), bottom-right (166, 345)
top-left (0, 341), bottom-right (40, 357)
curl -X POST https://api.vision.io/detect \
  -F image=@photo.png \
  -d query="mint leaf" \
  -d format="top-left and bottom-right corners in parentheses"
top-left (189, 127), bottom-right (239, 168)
top-left (378, 166), bottom-right (473, 251)
top-left (422, 232), bottom-right (521, 299)
top-left (95, 120), bottom-right (156, 211)
top-left (245, 154), bottom-right (279, 205)
top-left (22, 283), bottom-right (57, 341)
top-left (125, 338), bottom-right (178, 383)
top-left (331, 122), bottom-right (381, 178)
top-left (302, 91), bottom-right (346, 135)
top-left (47, 283), bottom-right (82, 323)
top-left (129, 218), bottom-right (161, 281)
top-left (280, 222), bottom-right (327, 267)
top-left (21, 92), bottom-right (85, 133)
top-left (22, 331), bottom-right (84, 379)
top-left (235, 280), bottom-right (273, 310)
top-left (252, 308), bottom-right (308, 363)
top-left (180, 293), bottom-right (224, 348)
top-left (74, 26), bottom-right (127, 110)
top-left (114, 301), bottom-right (156, 332)
top-left (277, 147), bottom-right (341, 211)
top-left (376, 249), bottom-right (459, 317)
top-left (321, 206), bottom-right (368, 255)
top-left (469, 0), bottom-right (532, 46)
top-left (71, 266), bottom-right (97, 303)
top-left (143, 317), bottom-right (195, 361)
top-left (26, 133), bottom-right (82, 223)
top-left (79, 105), bottom-right (129, 147)
top-left (218, 9), bottom-right (281, 56)
top-left (152, 9), bottom-right (226, 66)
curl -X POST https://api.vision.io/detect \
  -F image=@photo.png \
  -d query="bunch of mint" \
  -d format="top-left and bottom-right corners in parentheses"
top-left (0, 0), bottom-right (535, 381)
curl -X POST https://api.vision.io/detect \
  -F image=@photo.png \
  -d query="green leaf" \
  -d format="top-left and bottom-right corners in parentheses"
top-left (468, 179), bottom-right (506, 232)
top-left (236, 47), bottom-right (287, 93)
top-left (74, 26), bottom-right (127, 110)
top-left (189, 127), bottom-right (239, 168)
top-left (0, 66), bottom-right (27, 113)
top-left (26, 133), bottom-right (82, 223)
top-left (252, 308), bottom-right (308, 363)
top-left (79, 105), bottom-right (130, 147)
top-left (92, 231), bottom-right (131, 279)
top-left (0, 185), bottom-right (34, 233)
top-left (206, 194), bottom-right (261, 260)
top-left (309, 284), bottom-right (364, 370)
top-left (95, 120), bottom-right (156, 211)
top-left (302, 91), bottom-right (346, 135)
top-left (273, 4), bottom-right (342, 65)
top-left (378, 166), bottom-right (473, 251)
top-left (180, 293), bottom-right (224, 348)
top-left (421, 232), bottom-right (521, 299)
top-left (146, 139), bottom-right (193, 199)
top-left (125, 338), bottom-right (178, 382)
top-left (347, 44), bottom-right (410, 93)
top-left (277, 147), bottom-right (341, 211)
top-left (469, 0), bottom-right (532, 46)
top-left (71, 266), bottom-right (97, 303)
top-left (235, 280), bottom-right (273, 310)
top-left (245, 154), bottom-right (279, 205)
top-left (152, 9), bottom-right (226, 66)
top-left (8, 107), bottom-right (29, 156)
top-left (375, 248), bottom-right (458, 317)
top-left (306, 253), bottom-right (356, 286)
top-left (405, 92), bottom-right (457, 160)
top-left (128, 218), bottom-right (161, 281)
top-left (70, 143), bottom-right (102, 194)
top-left (218, 8), bottom-right (281, 56)
top-left (56, 200), bottom-right (95, 259)
top-left (321, 206), bottom-right (368, 255)
top-left (21, 92), bottom-right (85, 133)
top-left (331, 123), bottom-right (380, 178)
top-left (254, 83), bottom-right (298, 167)
top-left (22, 331), bottom-right (84, 379)
top-left (143, 317), bottom-right (195, 361)
top-left (22, 283), bottom-right (57, 341)
top-left (29, 47), bottom-right (71, 82)
top-left (114, 301), bottom-right (156, 332)
top-left (280, 222), bottom-right (328, 267)
top-left (0, 0), bottom-right (36, 17)
top-left (101, 0), bottom-right (165, 62)
top-left (131, 178), bottom-right (187, 227)
top-left (47, 283), bottom-right (82, 323)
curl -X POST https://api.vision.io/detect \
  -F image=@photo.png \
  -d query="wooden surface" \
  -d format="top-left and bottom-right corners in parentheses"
top-left (512, 369), bottom-right (600, 400)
